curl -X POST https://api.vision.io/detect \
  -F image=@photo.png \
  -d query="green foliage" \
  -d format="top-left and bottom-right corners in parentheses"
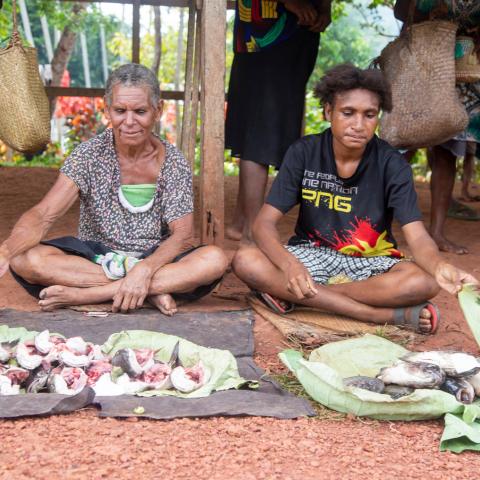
top-left (304, 91), bottom-right (330, 136)
top-left (0, 1), bottom-right (122, 87)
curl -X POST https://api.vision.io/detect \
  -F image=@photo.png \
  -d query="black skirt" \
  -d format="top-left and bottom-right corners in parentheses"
top-left (10, 236), bottom-right (221, 302)
top-left (225, 28), bottom-right (319, 168)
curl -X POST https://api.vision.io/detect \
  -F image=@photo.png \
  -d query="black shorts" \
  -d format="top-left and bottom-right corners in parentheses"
top-left (10, 236), bottom-right (222, 302)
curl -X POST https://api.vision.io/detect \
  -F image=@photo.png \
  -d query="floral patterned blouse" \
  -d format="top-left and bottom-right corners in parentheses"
top-left (60, 128), bottom-right (193, 253)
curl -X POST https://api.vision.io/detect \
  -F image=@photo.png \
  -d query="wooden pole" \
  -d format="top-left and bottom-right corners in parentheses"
top-left (132, 0), bottom-right (141, 63)
top-left (180, 0), bottom-right (196, 158)
top-left (174, 8), bottom-right (185, 144)
top-left (186, 9), bottom-right (201, 167)
top-left (199, 0), bottom-right (226, 246)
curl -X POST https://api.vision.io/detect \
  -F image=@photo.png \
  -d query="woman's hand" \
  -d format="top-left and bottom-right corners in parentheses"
top-left (112, 262), bottom-right (154, 313)
top-left (284, 0), bottom-right (318, 25)
top-left (283, 259), bottom-right (318, 300)
top-left (309, 10), bottom-right (331, 32)
top-left (435, 262), bottom-right (479, 296)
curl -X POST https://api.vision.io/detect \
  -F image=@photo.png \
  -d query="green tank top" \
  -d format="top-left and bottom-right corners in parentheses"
top-left (120, 184), bottom-right (156, 207)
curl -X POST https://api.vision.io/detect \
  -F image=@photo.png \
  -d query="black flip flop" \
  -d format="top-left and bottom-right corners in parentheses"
top-left (254, 291), bottom-right (295, 314)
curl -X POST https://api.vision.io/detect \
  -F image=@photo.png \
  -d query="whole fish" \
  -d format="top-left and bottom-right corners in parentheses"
top-left (343, 376), bottom-right (385, 393)
top-left (377, 361), bottom-right (445, 388)
top-left (466, 371), bottom-right (480, 396)
top-left (440, 377), bottom-right (475, 404)
top-left (402, 351), bottom-right (480, 378)
top-left (383, 384), bottom-right (415, 399)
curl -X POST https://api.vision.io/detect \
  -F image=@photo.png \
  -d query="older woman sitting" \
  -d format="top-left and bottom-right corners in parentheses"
top-left (0, 64), bottom-right (228, 315)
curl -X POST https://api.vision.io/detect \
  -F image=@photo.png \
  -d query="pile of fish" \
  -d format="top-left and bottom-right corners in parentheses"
top-left (0, 331), bottom-right (209, 396)
top-left (343, 350), bottom-right (480, 404)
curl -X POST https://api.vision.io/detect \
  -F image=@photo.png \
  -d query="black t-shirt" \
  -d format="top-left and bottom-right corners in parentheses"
top-left (266, 129), bottom-right (422, 258)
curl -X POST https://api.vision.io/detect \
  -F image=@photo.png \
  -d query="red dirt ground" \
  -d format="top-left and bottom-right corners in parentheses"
top-left (1, 166), bottom-right (480, 479)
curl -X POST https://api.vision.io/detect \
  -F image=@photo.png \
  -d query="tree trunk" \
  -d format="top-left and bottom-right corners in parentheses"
top-left (49, 2), bottom-right (85, 116)
top-left (152, 6), bottom-right (162, 77)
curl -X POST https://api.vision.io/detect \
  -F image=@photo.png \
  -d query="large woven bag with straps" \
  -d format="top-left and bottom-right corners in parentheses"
top-left (0, 0), bottom-right (50, 153)
top-left (378, 20), bottom-right (468, 150)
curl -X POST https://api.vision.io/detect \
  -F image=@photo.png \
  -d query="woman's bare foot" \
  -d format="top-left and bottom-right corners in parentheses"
top-left (38, 285), bottom-right (82, 311)
top-left (431, 234), bottom-right (468, 255)
top-left (148, 293), bottom-right (177, 316)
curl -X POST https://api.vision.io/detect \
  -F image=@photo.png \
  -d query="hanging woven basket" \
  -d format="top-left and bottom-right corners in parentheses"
top-left (0, 0), bottom-right (51, 153)
top-left (378, 20), bottom-right (468, 150)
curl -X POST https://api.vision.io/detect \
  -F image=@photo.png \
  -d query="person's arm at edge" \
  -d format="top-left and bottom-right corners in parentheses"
top-left (252, 204), bottom-right (318, 299)
top-left (0, 173), bottom-right (79, 277)
top-left (402, 221), bottom-right (479, 295)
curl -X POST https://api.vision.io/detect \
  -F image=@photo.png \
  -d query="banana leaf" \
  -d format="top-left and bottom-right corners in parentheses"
top-left (102, 330), bottom-right (248, 398)
top-left (0, 325), bottom-right (37, 344)
top-left (458, 283), bottom-right (480, 348)
top-left (279, 335), bottom-right (476, 421)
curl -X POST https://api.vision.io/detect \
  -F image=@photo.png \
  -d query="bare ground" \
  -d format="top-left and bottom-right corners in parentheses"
top-left (1, 166), bottom-right (480, 479)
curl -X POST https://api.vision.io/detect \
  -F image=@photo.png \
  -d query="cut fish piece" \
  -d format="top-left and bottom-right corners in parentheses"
top-left (16, 343), bottom-right (43, 370)
top-left (34, 330), bottom-right (54, 354)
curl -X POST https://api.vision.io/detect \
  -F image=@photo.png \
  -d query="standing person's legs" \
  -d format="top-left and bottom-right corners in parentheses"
top-left (428, 146), bottom-right (468, 254)
top-left (237, 160), bottom-right (269, 243)
top-left (225, 30), bottom-right (319, 242)
top-left (460, 141), bottom-right (480, 201)
top-left (225, 160), bottom-right (268, 242)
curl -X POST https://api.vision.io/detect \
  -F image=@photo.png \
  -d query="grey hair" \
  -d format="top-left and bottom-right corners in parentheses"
top-left (105, 63), bottom-right (161, 108)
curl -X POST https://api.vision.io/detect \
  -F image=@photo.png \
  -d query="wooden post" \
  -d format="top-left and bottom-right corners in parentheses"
top-left (199, 0), bottom-right (226, 246)
top-left (179, 0), bottom-right (196, 156)
top-left (132, 0), bottom-right (141, 63)
top-left (186, 10), bottom-right (201, 166)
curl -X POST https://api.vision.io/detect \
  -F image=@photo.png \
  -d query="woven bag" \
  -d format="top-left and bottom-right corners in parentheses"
top-left (0, 0), bottom-right (50, 153)
top-left (378, 20), bottom-right (468, 150)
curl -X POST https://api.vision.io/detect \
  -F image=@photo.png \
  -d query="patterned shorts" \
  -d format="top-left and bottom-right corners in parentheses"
top-left (285, 244), bottom-right (403, 285)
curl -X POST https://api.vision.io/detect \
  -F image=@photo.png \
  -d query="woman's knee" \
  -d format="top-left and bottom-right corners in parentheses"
top-left (196, 245), bottom-right (229, 276)
top-left (9, 247), bottom-right (44, 279)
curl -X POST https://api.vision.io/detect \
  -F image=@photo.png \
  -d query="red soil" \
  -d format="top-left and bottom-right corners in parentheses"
top-left (1, 167), bottom-right (480, 479)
